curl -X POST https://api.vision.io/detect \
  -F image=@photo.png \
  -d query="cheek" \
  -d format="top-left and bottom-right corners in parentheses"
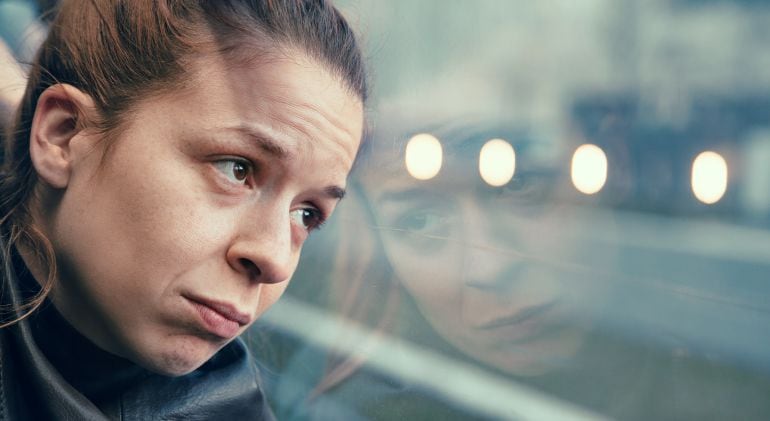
top-left (382, 236), bottom-right (464, 316)
top-left (385, 240), bottom-right (448, 280)
top-left (120, 188), bottom-right (227, 262)
top-left (54, 150), bottom-right (235, 299)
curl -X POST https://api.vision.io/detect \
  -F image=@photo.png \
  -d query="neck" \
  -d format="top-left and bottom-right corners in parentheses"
top-left (13, 225), bottom-right (127, 365)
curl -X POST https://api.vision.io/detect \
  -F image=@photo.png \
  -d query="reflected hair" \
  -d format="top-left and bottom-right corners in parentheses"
top-left (0, 0), bottom-right (367, 327)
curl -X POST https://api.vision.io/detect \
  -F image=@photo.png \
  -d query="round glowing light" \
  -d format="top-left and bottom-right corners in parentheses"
top-left (571, 144), bottom-right (607, 195)
top-left (478, 139), bottom-right (516, 187)
top-left (691, 151), bottom-right (728, 204)
top-left (405, 133), bottom-right (443, 180)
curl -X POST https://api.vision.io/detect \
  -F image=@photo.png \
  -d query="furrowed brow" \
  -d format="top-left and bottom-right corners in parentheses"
top-left (377, 188), bottom-right (430, 203)
top-left (228, 125), bottom-right (291, 159)
top-left (223, 125), bottom-right (347, 201)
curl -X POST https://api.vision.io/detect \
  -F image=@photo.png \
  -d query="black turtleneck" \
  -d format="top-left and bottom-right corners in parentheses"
top-left (19, 263), bottom-right (149, 414)
top-left (0, 250), bottom-right (275, 420)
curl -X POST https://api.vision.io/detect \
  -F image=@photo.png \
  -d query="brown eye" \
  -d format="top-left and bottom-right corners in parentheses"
top-left (232, 162), bottom-right (248, 181)
top-left (290, 207), bottom-right (326, 232)
top-left (213, 159), bottom-right (252, 185)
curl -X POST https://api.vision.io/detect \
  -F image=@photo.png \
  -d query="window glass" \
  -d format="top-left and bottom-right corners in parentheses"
top-left (254, 1), bottom-right (770, 420)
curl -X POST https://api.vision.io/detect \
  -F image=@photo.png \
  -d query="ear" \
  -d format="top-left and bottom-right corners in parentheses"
top-left (29, 84), bottom-right (97, 189)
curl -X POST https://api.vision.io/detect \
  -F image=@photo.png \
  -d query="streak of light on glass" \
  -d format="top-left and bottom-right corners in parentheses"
top-left (692, 151), bottom-right (728, 205)
top-left (405, 133), bottom-right (443, 180)
top-left (571, 144), bottom-right (607, 195)
top-left (479, 138), bottom-right (516, 187)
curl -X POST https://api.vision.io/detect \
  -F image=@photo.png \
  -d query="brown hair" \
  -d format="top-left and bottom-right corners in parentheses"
top-left (0, 0), bottom-right (367, 327)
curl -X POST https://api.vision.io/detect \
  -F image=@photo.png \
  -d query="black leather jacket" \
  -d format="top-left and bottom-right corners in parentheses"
top-left (0, 252), bottom-right (275, 420)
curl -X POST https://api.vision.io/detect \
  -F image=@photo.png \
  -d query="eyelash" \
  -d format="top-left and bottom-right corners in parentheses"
top-left (212, 158), bottom-right (253, 186)
top-left (212, 158), bottom-right (327, 233)
top-left (290, 207), bottom-right (327, 232)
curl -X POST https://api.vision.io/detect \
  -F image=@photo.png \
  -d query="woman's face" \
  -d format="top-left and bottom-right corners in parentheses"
top-left (40, 53), bottom-right (363, 375)
top-left (363, 136), bottom-right (594, 376)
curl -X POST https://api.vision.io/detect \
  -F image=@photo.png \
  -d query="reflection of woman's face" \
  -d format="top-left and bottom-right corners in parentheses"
top-left (40, 53), bottom-right (363, 376)
top-left (364, 138), bottom-right (589, 376)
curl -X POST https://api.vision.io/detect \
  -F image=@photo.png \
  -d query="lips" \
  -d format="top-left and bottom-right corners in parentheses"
top-left (471, 299), bottom-right (564, 344)
top-left (478, 300), bottom-right (559, 330)
top-left (184, 295), bottom-right (252, 339)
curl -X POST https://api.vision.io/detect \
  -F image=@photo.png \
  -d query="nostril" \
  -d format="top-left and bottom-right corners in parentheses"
top-left (238, 258), bottom-right (261, 280)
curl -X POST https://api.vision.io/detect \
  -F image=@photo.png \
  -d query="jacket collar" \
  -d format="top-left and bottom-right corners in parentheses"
top-left (0, 247), bottom-right (274, 420)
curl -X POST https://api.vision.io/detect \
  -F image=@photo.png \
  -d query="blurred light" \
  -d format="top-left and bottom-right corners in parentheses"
top-left (405, 133), bottom-right (443, 180)
top-left (691, 151), bottom-right (728, 205)
top-left (479, 139), bottom-right (516, 187)
top-left (571, 144), bottom-right (607, 195)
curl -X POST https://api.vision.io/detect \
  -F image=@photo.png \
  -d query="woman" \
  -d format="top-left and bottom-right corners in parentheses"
top-left (270, 112), bottom-right (770, 420)
top-left (0, 0), bottom-right (366, 419)
top-left (269, 114), bottom-right (621, 419)
top-left (351, 120), bottom-right (597, 376)
top-left (329, 117), bottom-right (636, 417)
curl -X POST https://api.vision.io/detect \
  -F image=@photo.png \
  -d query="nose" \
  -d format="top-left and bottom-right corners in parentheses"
top-left (461, 204), bottom-right (521, 291)
top-left (462, 242), bottom-right (521, 291)
top-left (226, 204), bottom-right (294, 285)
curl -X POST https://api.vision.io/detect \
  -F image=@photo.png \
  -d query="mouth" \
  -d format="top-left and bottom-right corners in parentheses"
top-left (471, 299), bottom-right (565, 344)
top-left (478, 300), bottom-right (559, 330)
top-left (183, 294), bottom-right (252, 340)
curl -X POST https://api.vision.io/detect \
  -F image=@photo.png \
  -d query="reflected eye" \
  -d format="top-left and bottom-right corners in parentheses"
top-left (396, 211), bottom-right (449, 236)
top-left (379, 200), bottom-right (455, 254)
top-left (494, 173), bottom-right (552, 216)
top-left (290, 207), bottom-right (326, 232)
top-left (213, 159), bottom-right (252, 185)
top-left (384, 208), bottom-right (452, 254)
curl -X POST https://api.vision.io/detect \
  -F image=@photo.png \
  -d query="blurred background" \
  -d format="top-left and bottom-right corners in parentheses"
top-left (3, 0), bottom-right (770, 419)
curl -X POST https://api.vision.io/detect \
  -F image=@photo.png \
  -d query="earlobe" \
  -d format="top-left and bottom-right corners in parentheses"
top-left (29, 84), bottom-right (96, 189)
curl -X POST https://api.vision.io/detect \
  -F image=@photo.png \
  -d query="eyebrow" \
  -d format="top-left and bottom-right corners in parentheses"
top-left (227, 125), bottom-right (291, 159)
top-left (222, 125), bottom-right (347, 202)
top-left (325, 186), bottom-right (346, 201)
top-left (377, 187), bottom-right (436, 204)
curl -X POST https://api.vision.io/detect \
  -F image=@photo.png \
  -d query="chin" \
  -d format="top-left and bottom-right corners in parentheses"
top-left (497, 355), bottom-right (556, 377)
top-left (133, 337), bottom-right (222, 377)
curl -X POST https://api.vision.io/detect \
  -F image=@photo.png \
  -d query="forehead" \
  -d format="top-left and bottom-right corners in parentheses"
top-left (156, 51), bottom-right (364, 169)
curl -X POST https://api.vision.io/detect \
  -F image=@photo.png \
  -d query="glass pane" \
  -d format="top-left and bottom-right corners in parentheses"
top-left (253, 1), bottom-right (770, 420)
